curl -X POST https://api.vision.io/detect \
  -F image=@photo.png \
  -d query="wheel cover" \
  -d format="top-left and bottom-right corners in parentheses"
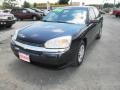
top-left (78, 44), bottom-right (85, 63)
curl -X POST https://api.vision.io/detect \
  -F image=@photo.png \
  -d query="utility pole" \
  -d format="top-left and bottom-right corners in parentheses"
top-left (114, 0), bottom-right (116, 6)
top-left (47, 1), bottom-right (50, 10)
top-left (114, 0), bottom-right (116, 9)
top-left (71, 0), bottom-right (72, 6)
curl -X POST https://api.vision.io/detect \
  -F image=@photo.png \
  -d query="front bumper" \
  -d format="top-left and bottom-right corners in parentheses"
top-left (0, 20), bottom-right (15, 26)
top-left (11, 41), bottom-right (74, 66)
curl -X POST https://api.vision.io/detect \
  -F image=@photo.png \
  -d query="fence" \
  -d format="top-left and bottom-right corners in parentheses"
top-left (36, 3), bottom-right (70, 9)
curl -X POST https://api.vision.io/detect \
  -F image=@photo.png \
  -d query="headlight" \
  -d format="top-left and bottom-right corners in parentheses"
top-left (45, 36), bottom-right (72, 49)
top-left (12, 30), bottom-right (19, 41)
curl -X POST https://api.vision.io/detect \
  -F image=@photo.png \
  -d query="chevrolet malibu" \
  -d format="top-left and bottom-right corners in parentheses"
top-left (11, 6), bottom-right (103, 67)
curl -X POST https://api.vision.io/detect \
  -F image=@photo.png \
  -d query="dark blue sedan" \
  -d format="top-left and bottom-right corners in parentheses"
top-left (11, 6), bottom-right (103, 67)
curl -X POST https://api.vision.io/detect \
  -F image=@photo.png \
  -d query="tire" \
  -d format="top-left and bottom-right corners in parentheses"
top-left (16, 17), bottom-right (22, 21)
top-left (74, 40), bottom-right (86, 66)
top-left (6, 25), bottom-right (12, 28)
top-left (32, 16), bottom-right (37, 21)
top-left (116, 14), bottom-right (119, 18)
top-left (96, 26), bottom-right (102, 40)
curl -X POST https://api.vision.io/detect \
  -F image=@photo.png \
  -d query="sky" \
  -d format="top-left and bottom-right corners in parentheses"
top-left (0, 0), bottom-right (120, 5)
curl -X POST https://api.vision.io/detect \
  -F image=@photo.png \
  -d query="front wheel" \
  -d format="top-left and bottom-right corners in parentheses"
top-left (6, 25), bottom-right (12, 28)
top-left (74, 41), bottom-right (86, 66)
top-left (115, 14), bottom-right (119, 18)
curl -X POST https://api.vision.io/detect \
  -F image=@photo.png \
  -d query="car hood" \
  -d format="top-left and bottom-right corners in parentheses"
top-left (17, 22), bottom-right (86, 44)
top-left (0, 12), bottom-right (13, 16)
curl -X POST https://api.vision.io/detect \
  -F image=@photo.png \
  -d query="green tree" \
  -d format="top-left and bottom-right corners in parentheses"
top-left (58, 0), bottom-right (70, 4)
top-left (33, 3), bottom-right (37, 8)
top-left (103, 3), bottom-right (114, 8)
top-left (3, 2), bottom-right (11, 9)
top-left (0, 5), bottom-right (2, 9)
top-left (116, 3), bottom-right (120, 8)
top-left (2, 0), bottom-right (18, 9)
top-left (23, 1), bottom-right (30, 8)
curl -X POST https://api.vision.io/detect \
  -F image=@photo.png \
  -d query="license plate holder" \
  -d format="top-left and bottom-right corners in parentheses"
top-left (19, 52), bottom-right (30, 62)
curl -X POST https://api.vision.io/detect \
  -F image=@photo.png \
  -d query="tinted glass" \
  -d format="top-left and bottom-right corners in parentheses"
top-left (89, 8), bottom-right (96, 20)
top-left (11, 9), bottom-right (17, 13)
top-left (26, 8), bottom-right (35, 13)
top-left (43, 8), bottom-right (87, 24)
top-left (93, 7), bottom-right (99, 17)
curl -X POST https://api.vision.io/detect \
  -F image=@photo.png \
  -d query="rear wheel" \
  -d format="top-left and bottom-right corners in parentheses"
top-left (32, 16), bottom-right (37, 21)
top-left (74, 41), bottom-right (86, 66)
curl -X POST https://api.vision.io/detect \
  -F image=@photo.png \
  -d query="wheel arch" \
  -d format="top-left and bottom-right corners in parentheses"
top-left (83, 38), bottom-right (87, 48)
top-left (73, 36), bottom-right (87, 48)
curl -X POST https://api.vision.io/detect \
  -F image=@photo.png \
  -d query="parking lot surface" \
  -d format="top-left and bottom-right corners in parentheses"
top-left (0, 15), bottom-right (120, 90)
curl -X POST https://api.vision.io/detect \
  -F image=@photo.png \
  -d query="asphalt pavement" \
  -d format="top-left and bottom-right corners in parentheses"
top-left (0, 15), bottom-right (120, 90)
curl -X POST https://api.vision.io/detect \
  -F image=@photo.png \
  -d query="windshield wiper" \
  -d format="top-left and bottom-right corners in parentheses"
top-left (55, 21), bottom-right (75, 24)
top-left (42, 20), bottom-right (54, 22)
top-left (42, 20), bottom-right (75, 24)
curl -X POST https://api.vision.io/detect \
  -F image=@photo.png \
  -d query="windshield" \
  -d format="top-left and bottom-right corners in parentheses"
top-left (43, 8), bottom-right (87, 24)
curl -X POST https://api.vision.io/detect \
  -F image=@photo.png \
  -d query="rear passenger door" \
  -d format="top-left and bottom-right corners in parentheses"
top-left (93, 7), bottom-right (103, 35)
top-left (86, 8), bottom-right (97, 45)
top-left (21, 9), bottom-right (30, 19)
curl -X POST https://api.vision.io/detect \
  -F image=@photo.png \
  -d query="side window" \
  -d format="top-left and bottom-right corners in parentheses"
top-left (11, 9), bottom-right (15, 13)
top-left (89, 8), bottom-right (96, 20)
top-left (11, 9), bottom-right (17, 13)
top-left (16, 9), bottom-right (20, 13)
top-left (93, 7), bottom-right (99, 17)
top-left (22, 9), bottom-right (27, 13)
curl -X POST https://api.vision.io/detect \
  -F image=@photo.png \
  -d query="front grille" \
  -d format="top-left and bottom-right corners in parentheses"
top-left (21, 46), bottom-right (42, 55)
top-left (16, 44), bottom-right (43, 55)
top-left (0, 19), bottom-right (7, 21)
top-left (16, 38), bottom-right (44, 47)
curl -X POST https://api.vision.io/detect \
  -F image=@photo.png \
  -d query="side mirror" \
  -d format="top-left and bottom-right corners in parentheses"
top-left (99, 10), bottom-right (106, 15)
top-left (89, 19), bottom-right (99, 23)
